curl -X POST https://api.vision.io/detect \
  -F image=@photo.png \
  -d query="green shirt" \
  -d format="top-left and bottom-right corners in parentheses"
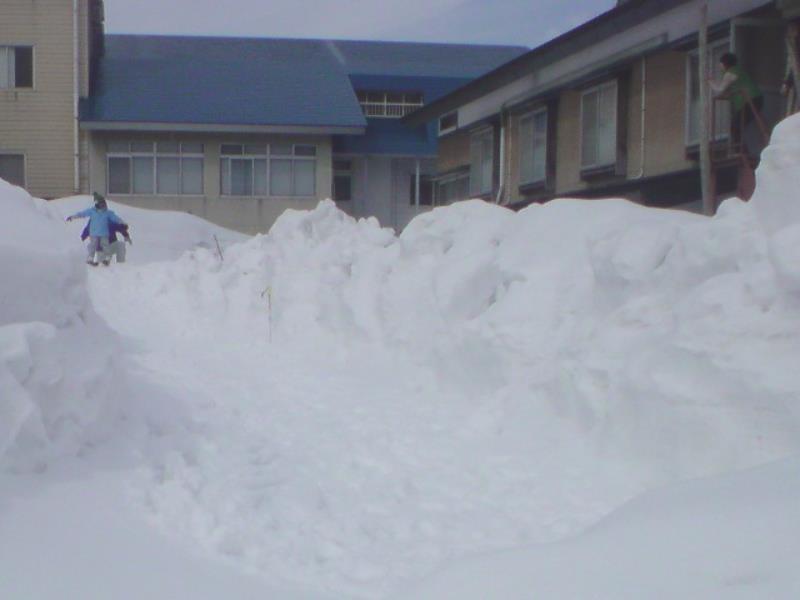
top-left (728, 66), bottom-right (762, 112)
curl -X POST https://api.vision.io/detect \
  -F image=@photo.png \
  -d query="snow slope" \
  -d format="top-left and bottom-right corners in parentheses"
top-left (403, 456), bottom-right (800, 599)
top-left (1, 114), bottom-right (800, 599)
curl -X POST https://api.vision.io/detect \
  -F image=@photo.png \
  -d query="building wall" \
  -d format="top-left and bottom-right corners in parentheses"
top-left (344, 155), bottom-right (435, 231)
top-left (0, 0), bottom-right (90, 198)
top-left (88, 131), bottom-right (333, 235)
top-left (554, 90), bottom-right (584, 195)
top-left (632, 51), bottom-right (696, 179)
top-left (436, 129), bottom-right (471, 174)
top-left (502, 49), bottom-right (698, 204)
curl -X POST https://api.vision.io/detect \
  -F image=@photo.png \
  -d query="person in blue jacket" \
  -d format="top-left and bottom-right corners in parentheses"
top-left (66, 192), bottom-right (127, 265)
top-left (80, 220), bottom-right (132, 265)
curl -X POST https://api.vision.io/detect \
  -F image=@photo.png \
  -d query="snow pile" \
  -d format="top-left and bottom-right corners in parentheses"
top-left (129, 146), bottom-right (800, 482)
top-left (404, 456), bottom-right (800, 600)
top-left (0, 181), bottom-right (124, 471)
top-left (89, 116), bottom-right (800, 598)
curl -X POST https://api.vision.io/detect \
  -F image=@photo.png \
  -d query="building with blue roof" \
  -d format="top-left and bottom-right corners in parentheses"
top-left (0, 0), bottom-right (524, 233)
top-left (74, 26), bottom-right (525, 232)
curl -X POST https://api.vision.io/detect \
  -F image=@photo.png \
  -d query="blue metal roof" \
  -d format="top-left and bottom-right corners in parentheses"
top-left (80, 35), bottom-right (526, 151)
top-left (81, 35), bottom-right (366, 129)
top-left (330, 40), bottom-right (527, 78)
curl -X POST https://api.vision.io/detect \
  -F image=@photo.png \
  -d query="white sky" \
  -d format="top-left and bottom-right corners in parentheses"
top-left (103, 0), bottom-right (615, 48)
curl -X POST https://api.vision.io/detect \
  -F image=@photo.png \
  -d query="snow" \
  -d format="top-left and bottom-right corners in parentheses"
top-left (1, 114), bottom-right (800, 599)
top-left (402, 457), bottom-right (800, 599)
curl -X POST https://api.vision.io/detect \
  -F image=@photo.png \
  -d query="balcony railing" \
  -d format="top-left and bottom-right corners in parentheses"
top-left (360, 101), bottom-right (423, 118)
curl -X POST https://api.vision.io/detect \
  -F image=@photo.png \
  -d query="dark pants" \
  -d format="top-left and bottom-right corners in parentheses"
top-left (731, 95), bottom-right (764, 154)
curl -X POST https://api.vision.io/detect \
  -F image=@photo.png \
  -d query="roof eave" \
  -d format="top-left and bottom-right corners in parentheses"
top-left (403, 0), bottom-right (693, 126)
top-left (79, 121), bottom-right (366, 135)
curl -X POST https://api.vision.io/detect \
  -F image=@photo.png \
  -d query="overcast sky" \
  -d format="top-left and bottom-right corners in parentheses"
top-left (103, 0), bottom-right (615, 48)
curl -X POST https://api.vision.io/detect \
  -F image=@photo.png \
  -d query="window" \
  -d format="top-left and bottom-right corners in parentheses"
top-left (519, 108), bottom-right (548, 185)
top-left (581, 81), bottom-right (618, 170)
top-left (439, 111), bottom-right (458, 135)
top-left (333, 159), bottom-right (352, 202)
top-left (0, 46), bottom-right (33, 89)
top-left (409, 175), bottom-right (434, 206)
top-left (435, 172), bottom-right (469, 205)
top-left (686, 40), bottom-right (731, 145)
top-left (220, 144), bottom-right (267, 196)
top-left (356, 91), bottom-right (423, 118)
top-left (0, 154), bottom-right (25, 187)
top-left (469, 128), bottom-right (494, 196)
top-left (220, 143), bottom-right (317, 197)
top-left (271, 144), bottom-right (316, 196)
top-left (108, 142), bottom-right (204, 195)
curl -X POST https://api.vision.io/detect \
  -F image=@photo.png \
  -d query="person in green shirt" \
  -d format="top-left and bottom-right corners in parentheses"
top-left (710, 52), bottom-right (764, 155)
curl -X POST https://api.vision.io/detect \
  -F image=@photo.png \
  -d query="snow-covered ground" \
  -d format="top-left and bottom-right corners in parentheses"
top-left (1, 115), bottom-right (800, 599)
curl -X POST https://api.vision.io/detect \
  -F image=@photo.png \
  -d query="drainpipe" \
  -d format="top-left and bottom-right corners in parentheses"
top-left (73, 0), bottom-right (80, 193)
top-left (415, 158), bottom-right (420, 211)
top-left (494, 108), bottom-right (507, 204)
top-left (633, 56), bottom-right (647, 180)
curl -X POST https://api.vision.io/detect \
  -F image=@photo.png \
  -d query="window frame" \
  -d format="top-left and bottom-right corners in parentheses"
top-left (220, 143), bottom-right (268, 197)
top-left (332, 159), bottom-right (353, 202)
top-left (433, 171), bottom-right (469, 206)
top-left (579, 80), bottom-right (619, 171)
top-left (219, 143), bottom-right (317, 198)
top-left (0, 45), bottom-right (34, 90)
top-left (107, 141), bottom-right (205, 196)
top-left (684, 38), bottom-right (731, 147)
top-left (518, 107), bottom-right (549, 186)
top-left (409, 174), bottom-right (435, 206)
top-left (0, 152), bottom-right (27, 188)
top-left (438, 111), bottom-right (458, 136)
top-left (469, 127), bottom-right (494, 197)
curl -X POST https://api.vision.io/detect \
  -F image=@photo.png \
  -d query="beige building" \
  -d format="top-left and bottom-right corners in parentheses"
top-left (407, 0), bottom-right (800, 214)
top-left (1, 1), bottom-right (525, 233)
top-left (0, 0), bottom-right (102, 199)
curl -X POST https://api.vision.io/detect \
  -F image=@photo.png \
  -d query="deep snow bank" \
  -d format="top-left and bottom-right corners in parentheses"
top-left (0, 182), bottom-right (123, 471)
top-left (403, 456), bottom-right (800, 600)
top-left (126, 118), bottom-right (800, 485)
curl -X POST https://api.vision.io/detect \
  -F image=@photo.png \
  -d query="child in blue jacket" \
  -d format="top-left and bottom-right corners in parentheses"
top-left (67, 193), bottom-right (127, 265)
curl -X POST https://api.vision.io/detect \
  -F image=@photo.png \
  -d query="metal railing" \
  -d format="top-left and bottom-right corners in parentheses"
top-left (360, 101), bottom-right (423, 118)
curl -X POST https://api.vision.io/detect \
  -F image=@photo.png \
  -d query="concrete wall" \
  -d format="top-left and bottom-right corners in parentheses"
top-left (344, 155), bottom-right (436, 232)
top-left (0, 0), bottom-right (90, 198)
top-left (88, 131), bottom-right (333, 235)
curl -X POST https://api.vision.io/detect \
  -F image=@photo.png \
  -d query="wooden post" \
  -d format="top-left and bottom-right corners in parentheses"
top-left (786, 23), bottom-right (800, 113)
top-left (699, 3), bottom-right (715, 215)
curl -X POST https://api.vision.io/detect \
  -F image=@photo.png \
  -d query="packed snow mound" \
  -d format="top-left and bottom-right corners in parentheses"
top-left (130, 162), bottom-right (800, 483)
top-left (403, 456), bottom-right (800, 600)
top-left (53, 195), bottom-right (246, 264)
top-left (0, 180), bottom-right (124, 471)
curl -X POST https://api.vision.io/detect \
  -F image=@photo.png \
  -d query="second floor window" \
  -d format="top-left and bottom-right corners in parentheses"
top-left (0, 46), bottom-right (33, 89)
top-left (686, 40), bottom-right (731, 145)
top-left (581, 81), bottom-right (618, 170)
top-left (356, 91), bottom-right (423, 118)
top-left (469, 128), bottom-right (494, 196)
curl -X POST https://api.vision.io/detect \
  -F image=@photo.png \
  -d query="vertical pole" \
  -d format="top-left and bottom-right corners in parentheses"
top-left (786, 23), bottom-right (800, 114)
top-left (699, 3), bottom-right (715, 216)
top-left (415, 158), bottom-right (421, 211)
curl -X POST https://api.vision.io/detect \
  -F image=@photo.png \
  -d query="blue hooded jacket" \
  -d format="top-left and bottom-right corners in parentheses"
top-left (70, 206), bottom-right (125, 238)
